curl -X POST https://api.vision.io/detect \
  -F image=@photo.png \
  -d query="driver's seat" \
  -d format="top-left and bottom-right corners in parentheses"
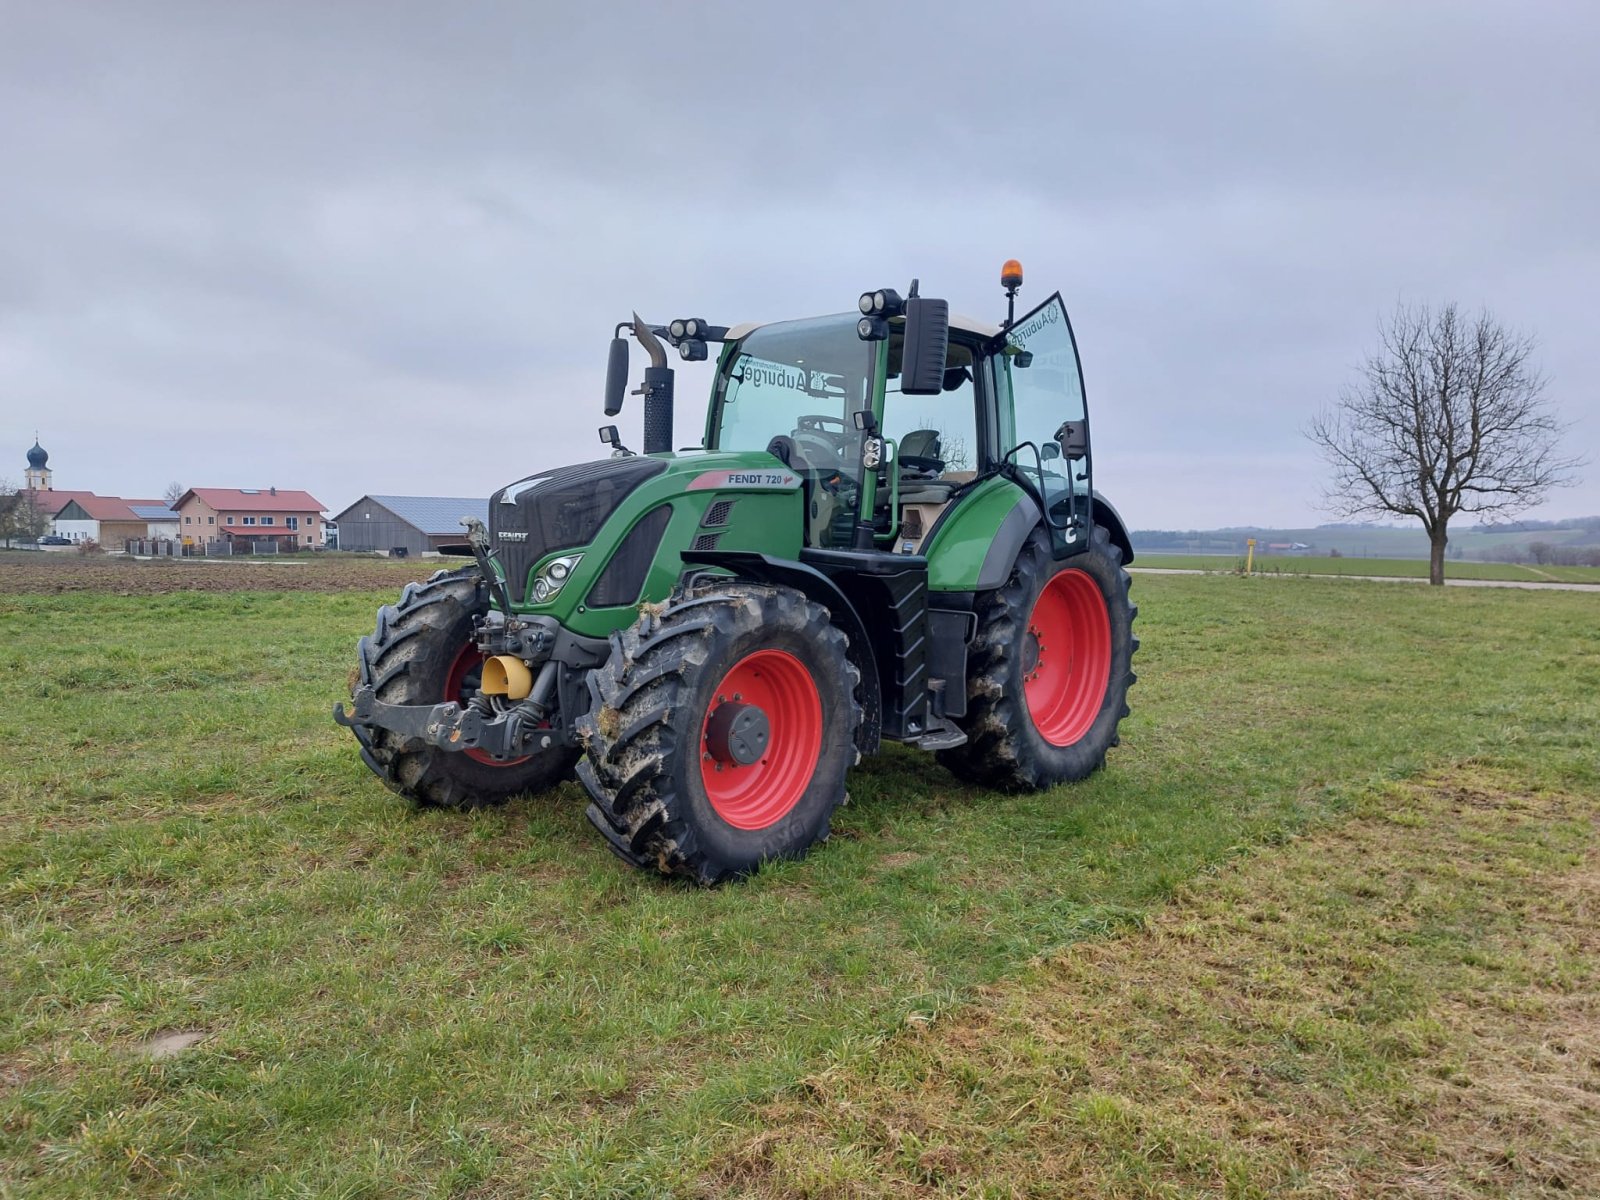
top-left (898, 428), bottom-right (959, 505)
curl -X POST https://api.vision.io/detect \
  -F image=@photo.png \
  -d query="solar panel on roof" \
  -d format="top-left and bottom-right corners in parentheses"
top-left (366, 496), bottom-right (491, 536)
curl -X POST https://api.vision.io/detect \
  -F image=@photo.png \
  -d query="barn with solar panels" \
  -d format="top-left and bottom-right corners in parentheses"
top-left (330, 495), bottom-right (489, 557)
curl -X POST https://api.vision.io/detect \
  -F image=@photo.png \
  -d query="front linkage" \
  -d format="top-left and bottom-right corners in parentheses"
top-left (334, 676), bottom-right (558, 761)
top-left (333, 535), bottom-right (576, 763)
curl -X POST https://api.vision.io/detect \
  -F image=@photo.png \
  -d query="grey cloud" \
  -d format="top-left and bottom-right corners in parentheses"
top-left (2, 1), bottom-right (1595, 528)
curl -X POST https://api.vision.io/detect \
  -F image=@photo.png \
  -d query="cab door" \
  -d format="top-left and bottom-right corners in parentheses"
top-left (991, 292), bottom-right (1092, 557)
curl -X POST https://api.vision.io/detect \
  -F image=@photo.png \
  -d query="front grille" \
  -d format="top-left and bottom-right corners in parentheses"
top-left (490, 456), bottom-right (667, 602)
top-left (691, 531), bottom-right (723, 552)
top-left (587, 504), bottom-right (673, 608)
top-left (702, 499), bottom-right (736, 527)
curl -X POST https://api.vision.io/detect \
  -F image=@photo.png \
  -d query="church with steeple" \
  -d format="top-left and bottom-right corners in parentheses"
top-left (14, 436), bottom-right (186, 548)
top-left (25, 436), bottom-right (52, 492)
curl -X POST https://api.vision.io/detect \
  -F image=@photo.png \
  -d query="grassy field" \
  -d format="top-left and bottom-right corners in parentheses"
top-left (1, 567), bottom-right (1596, 1196)
top-left (1135, 553), bottom-right (1600, 584)
top-left (1133, 523), bottom-right (1600, 561)
top-left (730, 768), bottom-right (1598, 1196)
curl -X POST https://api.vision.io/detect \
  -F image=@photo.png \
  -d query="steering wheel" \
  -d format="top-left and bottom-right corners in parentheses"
top-left (785, 415), bottom-right (853, 493)
top-left (795, 414), bottom-right (847, 434)
top-left (791, 414), bottom-right (849, 463)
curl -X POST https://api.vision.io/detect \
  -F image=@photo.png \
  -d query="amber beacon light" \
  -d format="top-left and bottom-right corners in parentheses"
top-left (1001, 258), bottom-right (1025, 327)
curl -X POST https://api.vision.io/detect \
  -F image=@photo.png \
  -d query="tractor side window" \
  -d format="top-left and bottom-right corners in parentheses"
top-left (883, 338), bottom-right (980, 483)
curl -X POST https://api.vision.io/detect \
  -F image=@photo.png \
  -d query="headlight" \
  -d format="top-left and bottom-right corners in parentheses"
top-left (530, 553), bottom-right (582, 604)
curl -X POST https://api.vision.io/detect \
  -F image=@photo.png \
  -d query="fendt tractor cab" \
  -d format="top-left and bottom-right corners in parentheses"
top-left (335, 262), bottom-right (1138, 883)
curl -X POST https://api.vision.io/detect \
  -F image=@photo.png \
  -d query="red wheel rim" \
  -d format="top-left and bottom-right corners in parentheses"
top-left (699, 649), bottom-right (822, 831)
top-left (445, 643), bottom-right (531, 767)
top-left (1023, 569), bottom-right (1112, 747)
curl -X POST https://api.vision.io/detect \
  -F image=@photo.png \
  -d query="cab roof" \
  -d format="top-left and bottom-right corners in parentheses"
top-left (722, 311), bottom-right (1002, 342)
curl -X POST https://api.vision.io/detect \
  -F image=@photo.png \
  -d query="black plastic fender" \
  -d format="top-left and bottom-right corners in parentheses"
top-left (1092, 490), bottom-right (1135, 565)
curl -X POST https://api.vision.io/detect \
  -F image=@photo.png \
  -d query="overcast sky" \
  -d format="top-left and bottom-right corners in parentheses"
top-left (2, 1), bottom-right (1596, 529)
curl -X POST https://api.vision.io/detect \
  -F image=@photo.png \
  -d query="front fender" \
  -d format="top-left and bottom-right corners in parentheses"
top-left (679, 549), bottom-right (883, 756)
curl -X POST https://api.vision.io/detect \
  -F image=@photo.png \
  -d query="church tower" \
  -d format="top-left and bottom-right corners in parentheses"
top-left (25, 438), bottom-right (51, 492)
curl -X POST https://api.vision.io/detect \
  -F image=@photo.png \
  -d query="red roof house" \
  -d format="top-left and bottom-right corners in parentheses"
top-left (173, 488), bottom-right (327, 547)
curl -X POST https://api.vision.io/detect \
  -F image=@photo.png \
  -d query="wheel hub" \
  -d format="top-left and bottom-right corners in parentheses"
top-left (1023, 628), bottom-right (1043, 680)
top-left (705, 700), bottom-right (770, 767)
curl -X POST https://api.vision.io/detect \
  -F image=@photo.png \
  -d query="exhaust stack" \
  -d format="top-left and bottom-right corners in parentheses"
top-left (630, 312), bottom-right (674, 455)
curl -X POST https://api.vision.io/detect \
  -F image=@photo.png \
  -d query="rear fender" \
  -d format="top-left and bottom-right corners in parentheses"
top-left (1091, 491), bottom-right (1134, 564)
top-left (923, 476), bottom-right (1041, 592)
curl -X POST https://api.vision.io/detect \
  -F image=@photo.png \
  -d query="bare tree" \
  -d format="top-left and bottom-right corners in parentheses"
top-left (163, 481), bottom-right (186, 507)
top-left (0, 476), bottom-right (49, 548)
top-left (1308, 303), bottom-right (1583, 585)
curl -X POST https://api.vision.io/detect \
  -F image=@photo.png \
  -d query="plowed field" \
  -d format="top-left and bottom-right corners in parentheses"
top-left (0, 551), bottom-right (435, 594)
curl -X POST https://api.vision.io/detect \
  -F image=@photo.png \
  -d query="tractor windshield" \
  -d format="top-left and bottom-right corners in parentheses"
top-left (709, 315), bottom-right (880, 547)
top-left (710, 315), bottom-right (877, 454)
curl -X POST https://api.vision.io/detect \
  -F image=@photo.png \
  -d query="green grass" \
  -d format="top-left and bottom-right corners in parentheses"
top-left (728, 768), bottom-right (1599, 1196)
top-left (1135, 552), bottom-right (1600, 584)
top-left (2, 578), bottom-right (1597, 1196)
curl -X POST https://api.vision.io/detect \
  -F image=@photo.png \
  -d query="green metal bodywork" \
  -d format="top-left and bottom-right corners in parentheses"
top-left (920, 475), bottom-right (1032, 591)
top-left (491, 306), bottom-right (1089, 635)
top-left (496, 449), bottom-right (1031, 636)
top-left (499, 450), bottom-right (804, 639)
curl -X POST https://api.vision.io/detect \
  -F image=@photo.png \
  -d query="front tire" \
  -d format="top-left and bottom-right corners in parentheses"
top-left (576, 582), bottom-right (862, 884)
top-left (938, 524), bottom-right (1137, 791)
top-left (349, 568), bottom-right (578, 810)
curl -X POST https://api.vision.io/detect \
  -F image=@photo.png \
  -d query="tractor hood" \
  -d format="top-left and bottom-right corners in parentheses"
top-left (489, 452), bottom-right (802, 606)
top-left (490, 456), bottom-right (668, 604)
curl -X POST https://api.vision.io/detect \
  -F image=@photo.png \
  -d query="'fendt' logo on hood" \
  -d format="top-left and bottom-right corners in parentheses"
top-left (686, 468), bottom-right (802, 492)
top-left (496, 531), bottom-right (529, 542)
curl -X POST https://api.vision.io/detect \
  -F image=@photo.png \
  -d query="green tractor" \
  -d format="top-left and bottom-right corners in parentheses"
top-left (335, 261), bottom-right (1137, 883)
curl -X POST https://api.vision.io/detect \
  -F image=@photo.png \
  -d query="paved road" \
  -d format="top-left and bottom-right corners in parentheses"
top-left (1129, 567), bottom-right (1600, 593)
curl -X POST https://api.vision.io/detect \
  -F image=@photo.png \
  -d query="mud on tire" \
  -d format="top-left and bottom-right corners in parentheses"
top-left (938, 524), bottom-right (1137, 791)
top-left (350, 567), bottom-right (578, 809)
top-left (576, 581), bottom-right (862, 885)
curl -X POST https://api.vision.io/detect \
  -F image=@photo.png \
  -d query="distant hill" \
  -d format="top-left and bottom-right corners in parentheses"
top-left (1130, 519), bottom-right (1600, 563)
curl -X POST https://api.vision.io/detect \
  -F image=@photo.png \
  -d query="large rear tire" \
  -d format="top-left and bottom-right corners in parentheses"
top-left (938, 524), bottom-right (1137, 791)
top-left (576, 582), bottom-right (861, 884)
top-left (349, 568), bottom-right (578, 810)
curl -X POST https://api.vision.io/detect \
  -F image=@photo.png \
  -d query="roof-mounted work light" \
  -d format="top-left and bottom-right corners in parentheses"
top-left (668, 317), bottom-right (710, 341)
top-left (857, 288), bottom-right (905, 319)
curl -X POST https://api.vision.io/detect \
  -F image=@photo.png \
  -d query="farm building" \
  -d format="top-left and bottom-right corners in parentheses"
top-left (52, 496), bottom-right (178, 547)
top-left (330, 495), bottom-right (488, 556)
top-left (172, 487), bottom-right (327, 550)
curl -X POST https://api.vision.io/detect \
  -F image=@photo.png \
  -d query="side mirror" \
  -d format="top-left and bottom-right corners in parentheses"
top-left (1056, 420), bottom-right (1089, 457)
top-left (900, 296), bottom-right (949, 396)
top-left (1041, 442), bottom-right (1060, 462)
top-left (604, 336), bottom-right (629, 416)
